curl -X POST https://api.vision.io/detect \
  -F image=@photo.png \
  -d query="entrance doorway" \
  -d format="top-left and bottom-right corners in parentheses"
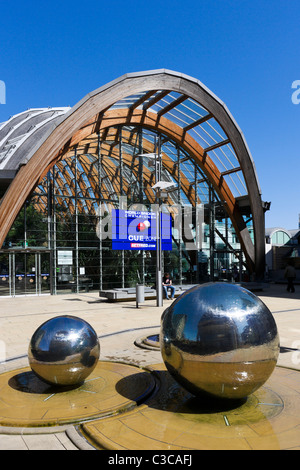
top-left (0, 250), bottom-right (51, 296)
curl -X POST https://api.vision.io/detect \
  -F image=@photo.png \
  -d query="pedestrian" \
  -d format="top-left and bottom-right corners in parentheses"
top-left (284, 262), bottom-right (296, 293)
top-left (233, 265), bottom-right (239, 282)
top-left (162, 272), bottom-right (176, 300)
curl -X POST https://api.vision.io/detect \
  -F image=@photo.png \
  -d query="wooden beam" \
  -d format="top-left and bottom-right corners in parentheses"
top-left (142, 90), bottom-right (170, 110)
top-left (184, 113), bottom-right (213, 131)
top-left (157, 94), bottom-right (187, 116)
top-left (204, 138), bottom-right (231, 154)
top-left (129, 90), bottom-right (158, 110)
top-left (221, 166), bottom-right (241, 176)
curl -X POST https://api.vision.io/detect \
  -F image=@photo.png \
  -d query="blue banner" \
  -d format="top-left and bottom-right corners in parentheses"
top-left (112, 209), bottom-right (172, 250)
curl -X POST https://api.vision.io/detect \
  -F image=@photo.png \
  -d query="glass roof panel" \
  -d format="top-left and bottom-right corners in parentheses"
top-left (188, 117), bottom-right (227, 150)
top-left (183, 98), bottom-right (210, 120)
top-left (223, 171), bottom-right (247, 197)
top-left (110, 94), bottom-right (245, 183)
top-left (162, 109), bottom-right (189, 128)
top-left (206, 143), bottom-right (240, 173)
top-left (106, 92), bottom-right (250, 198)
top-left (110, 92), bottom-right (148, 109)
top-left (181, 160), bottom-right (195, 180)
top-left (146, 92), bottom-right (180, 113)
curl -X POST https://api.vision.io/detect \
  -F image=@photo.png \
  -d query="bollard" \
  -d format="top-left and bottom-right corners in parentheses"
top-left (136, 283), bottom-right (145, 308)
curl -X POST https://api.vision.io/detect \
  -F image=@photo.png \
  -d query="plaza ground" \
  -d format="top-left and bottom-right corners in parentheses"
top-left (0, 283), bottom-right (299, 450)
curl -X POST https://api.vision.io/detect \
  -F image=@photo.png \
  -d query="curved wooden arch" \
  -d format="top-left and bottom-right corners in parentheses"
top-left (60, 110), bottom-right (255, 269)
top-left (60, 126), bottom-right (200, 206)
top-left (0, 70), bottom-right (264, 275)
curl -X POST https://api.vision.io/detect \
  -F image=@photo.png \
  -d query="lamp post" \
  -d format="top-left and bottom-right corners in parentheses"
top-left (156, 194), bottom-right (163, 307)
top-left (152, 180), bottom-right (177, 306)
top-left (138, 152), bottom-right (163, 306)
top-left (137, 152), bottom-right (176, 307)
top-left (137, 151), bottom-right (163, 306)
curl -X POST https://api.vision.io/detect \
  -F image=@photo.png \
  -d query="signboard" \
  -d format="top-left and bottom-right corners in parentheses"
top-left (112, 209), bottom-right (172, 250)
top-left (57, 250), bottom-right (73, 265)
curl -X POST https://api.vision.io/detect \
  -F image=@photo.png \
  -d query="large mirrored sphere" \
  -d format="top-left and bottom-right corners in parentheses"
top-left (160, 283), bottom-right (280, 400)
top-left (28, 315), bottom-right (100, 386)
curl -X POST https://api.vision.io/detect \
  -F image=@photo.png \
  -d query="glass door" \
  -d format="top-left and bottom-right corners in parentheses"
top-left (40, 251), bottom-right (51, 294)
top-left (0, 251), bottom-right (51, 296)
top-left (14, 252), bottom-right (27, 295)
top-left (0, 253), bottom-right (10, 296)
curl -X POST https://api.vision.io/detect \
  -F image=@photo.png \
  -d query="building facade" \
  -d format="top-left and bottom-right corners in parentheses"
top-left (0, 70), bottom-right (268, 296)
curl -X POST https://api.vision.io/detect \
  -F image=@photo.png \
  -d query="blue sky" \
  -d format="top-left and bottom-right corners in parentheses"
top-left (0, 0), bottom-right (299, 229)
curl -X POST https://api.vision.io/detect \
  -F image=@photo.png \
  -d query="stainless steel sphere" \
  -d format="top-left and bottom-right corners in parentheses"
top-left (160, 283), bottom-right (280, 400)
top-left (28, 315), bottom-right (100, 386)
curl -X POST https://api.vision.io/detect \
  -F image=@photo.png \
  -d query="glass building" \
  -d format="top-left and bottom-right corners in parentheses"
top-left (0, 70), bottom-right (268, 296)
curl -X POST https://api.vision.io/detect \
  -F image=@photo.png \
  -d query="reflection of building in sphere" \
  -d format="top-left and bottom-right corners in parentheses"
top-left (28, 315), bottom-right (100, 386)
top-left (160, 283), bottom-right (280, 400)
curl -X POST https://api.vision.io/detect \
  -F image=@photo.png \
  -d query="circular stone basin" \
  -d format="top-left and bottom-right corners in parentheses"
top-left (81, 364), bottom-right (300, 451)
top-left (0, 361), bottom-right (156, 427)
top-left (135, 333), bottom-right (160, 350)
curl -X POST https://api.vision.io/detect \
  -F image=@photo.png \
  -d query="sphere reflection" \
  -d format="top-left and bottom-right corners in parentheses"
top-left (28, 315), bottom-right (100, 386)
top-left (160, 283), bottom-right (280, 400)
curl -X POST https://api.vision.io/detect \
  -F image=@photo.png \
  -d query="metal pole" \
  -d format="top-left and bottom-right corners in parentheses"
top-left (52, 166), bottom-right (57, 295)
top-left (225, 217), bottom-right (229, 275)
top-left (119, 127), bottom-right (125, 288)
top-left (9, 252), bottom-right (12, 296)
top-left (138, 129), bottom-right (145, 284)
top-left (156, 135), bottom-right (163, 307)
top-left (209, 185), bottom-right (215, 282)
top-left (35, 253), bottom-right (38, 295)
top-left (98, 132), bottom-right (103, 291)
top-left (47, 171), bottom-right (54, 295)
top-left (24, 200), bottom-right (27, 248)
top-left (12, 252), bottom-right (15, 297)
top-left (239, 250), bottom-right (243, 282)
top-left (177, 146), bottom-right (182, 286)
top-left (74, 146), bottom-right (79, 293)
top-left (195, 163), bottom-right (199, 283)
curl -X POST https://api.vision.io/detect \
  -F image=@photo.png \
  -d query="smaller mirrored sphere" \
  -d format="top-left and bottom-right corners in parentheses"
top-left (28, 315), bottom-right (100, 386)
top-left (160, 283), bottom-right (280, 400)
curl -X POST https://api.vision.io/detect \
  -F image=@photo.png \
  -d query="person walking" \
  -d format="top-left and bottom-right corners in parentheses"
top-left (284, 262), bottom-right (296, 293)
